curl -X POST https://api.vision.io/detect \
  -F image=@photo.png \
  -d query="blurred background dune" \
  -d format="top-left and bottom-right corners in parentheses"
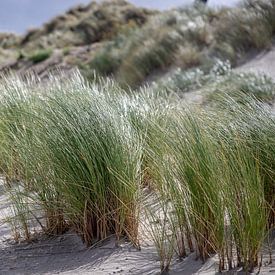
top-left (1, 0), bottom-right (240, 33)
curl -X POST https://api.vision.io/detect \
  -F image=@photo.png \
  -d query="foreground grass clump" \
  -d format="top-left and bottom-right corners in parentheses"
top-left (0, 72), bottom-right (143, 246)
top-left (0, 72), bottom-right (274, 274)
top-left (148, 97), bottom-right (275, 272)
top-left (213, 100), bottom-right (274, 271)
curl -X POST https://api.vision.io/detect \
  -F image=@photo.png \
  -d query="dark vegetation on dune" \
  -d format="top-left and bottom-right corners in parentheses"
top-left (0, 0), bottom-right (275, 274)
top-left (0, 0), bottom-right (156, 76)
top-left (1, 0), bottom-right (275, 89)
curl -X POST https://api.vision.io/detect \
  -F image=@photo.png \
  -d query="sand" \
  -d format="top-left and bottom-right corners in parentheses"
top-left (0, 180), bottom-right (211, 275)
top-left (1, 179), bottom-right (274, 274)
top-left (236, 45), bottom-right (275, 112)
top-left (236, 46), bottom-right (275, 80)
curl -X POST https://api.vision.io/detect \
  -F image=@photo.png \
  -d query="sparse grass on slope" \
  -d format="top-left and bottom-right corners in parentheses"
top-left (1, 0), bottom-right (275, 87)
top-left (86, 0), bottom-right (275, 87)
top-left (29, 49), bottom-right (52, 64)
top-left (20, 0), bottom-right (155, 51)
top-left (152, 59), bottom-right (275, 104)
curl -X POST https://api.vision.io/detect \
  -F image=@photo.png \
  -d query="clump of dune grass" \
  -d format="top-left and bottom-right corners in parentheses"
top-left (141, 93), bottom-right (275, 273)
top-left (159, 107), bottom-right (226, 263)
top-left (0, 72), bottom-right (143, 246)
top-left (210, 96), bottom-right (275, 271)
top-left (0, 71), bottom-right (275, 274)
top-left (212, 0), bottom-right (275, 64)
top-left (114, 5), bottom-right (214, 87)
top-left (205, 72), bottom-right (275, 104)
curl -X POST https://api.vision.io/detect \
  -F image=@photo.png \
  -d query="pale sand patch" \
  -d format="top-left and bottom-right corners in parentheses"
top-left (236, 46), bottom-right (275, 81)
top-left (1, 177), bottom-right (274, 274)
top-left (236, 45), bottom-right (275, 111)
top-left (0, 180), bottom-right (207, 275)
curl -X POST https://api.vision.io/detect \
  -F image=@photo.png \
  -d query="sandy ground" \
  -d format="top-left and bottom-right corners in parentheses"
top-left (1, 182), bottom-right (275, 275)
top-left (0, 180), bottom-right (212, 275)
top-left (183, 45), bottom-right (275, 106)
top-left (236, 46), bottom-right (275, 80)
top-left (236, 46), bottom-right (275, 112)
top-left (1, 47), bottom-right (275, 275)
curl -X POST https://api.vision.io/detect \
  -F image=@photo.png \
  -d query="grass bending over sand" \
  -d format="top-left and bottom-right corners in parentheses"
top-left (0, 72), bottom-right (274, 273)
top-left (0, 73), bottom-right (143, 246)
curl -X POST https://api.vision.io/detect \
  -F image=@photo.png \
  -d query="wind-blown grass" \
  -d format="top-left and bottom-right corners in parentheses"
top-left (0, 72), bottom-right (143, 246)
top-left (140, 94), bottom-right (275, 272)
top-left (0, 72), bottom-right (274, 273)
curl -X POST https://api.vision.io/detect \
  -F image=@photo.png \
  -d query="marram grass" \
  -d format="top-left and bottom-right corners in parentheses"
top-left (0, 72), bottom-right (274, 273)
top-left (0, 72), bottom-right (143, 246)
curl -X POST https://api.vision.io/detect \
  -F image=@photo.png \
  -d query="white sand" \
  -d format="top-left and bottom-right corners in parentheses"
top-left (236, 46), bottom-right (275, 80)
top-left (0, 180), bottom-right (208, 275)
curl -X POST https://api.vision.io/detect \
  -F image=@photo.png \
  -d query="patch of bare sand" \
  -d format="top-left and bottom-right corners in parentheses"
top-left (236, 46), bottom-right (275, 81)
top-left (236, 46), bottom-right (275, 111)
top-left (0, 180), bottom-right (208, 275)
top-left (1, 180), bottom-right (274, 275)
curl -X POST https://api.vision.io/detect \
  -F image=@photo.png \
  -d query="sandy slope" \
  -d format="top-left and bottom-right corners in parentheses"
top-left (236, 46), bottom-right (275, 112)
top-left (1, 47), bottom-right (275, 274)
top-left (183, 45), bottom-right (275, 106)
top-left (236, 46), bottom-right (275, 80)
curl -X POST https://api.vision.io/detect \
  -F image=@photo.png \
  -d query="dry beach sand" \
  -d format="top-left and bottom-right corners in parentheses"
top-left (0, 179), bottom-right (214, 275)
